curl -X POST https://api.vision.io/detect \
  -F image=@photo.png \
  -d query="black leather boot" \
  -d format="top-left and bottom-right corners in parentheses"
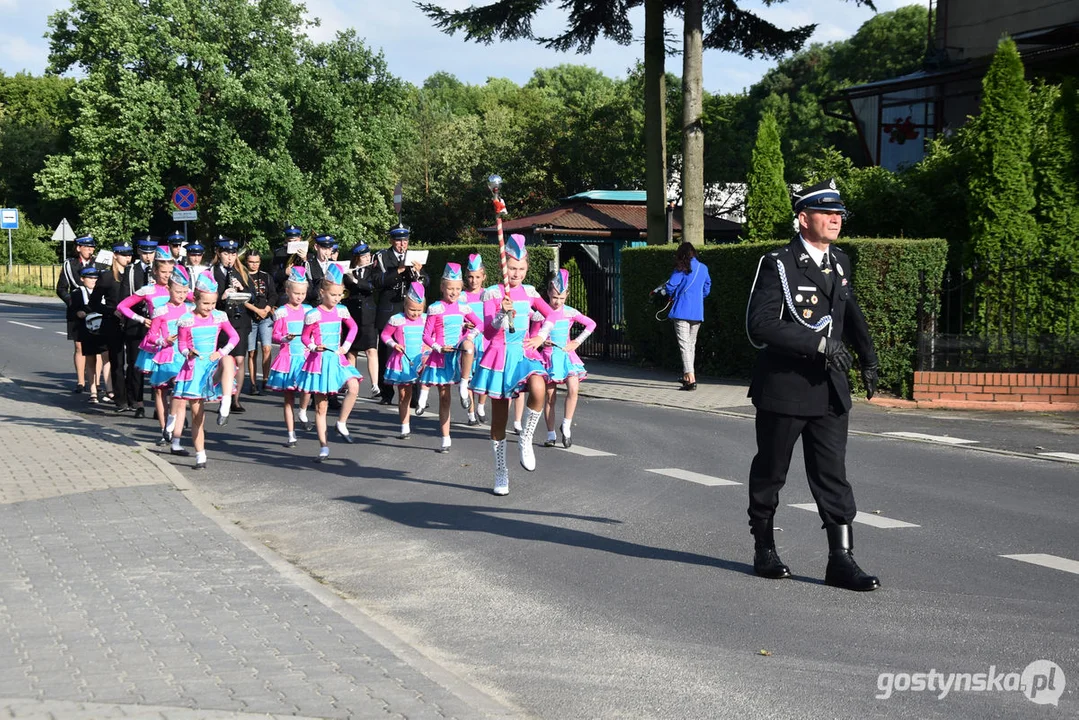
top-left (825, 525), bottom-right (880, 591)
top-left (752, 523), bottom-right (791, 579)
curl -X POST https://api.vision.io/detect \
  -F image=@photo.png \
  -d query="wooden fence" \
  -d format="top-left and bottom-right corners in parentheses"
top-left (0, 264), bottom-right (63, 289)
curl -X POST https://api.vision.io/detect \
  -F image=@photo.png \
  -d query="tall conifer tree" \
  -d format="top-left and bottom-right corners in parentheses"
top-left (745, 111), bottom-right (789, 243)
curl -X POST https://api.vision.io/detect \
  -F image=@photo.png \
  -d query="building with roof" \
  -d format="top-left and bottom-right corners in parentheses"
top-left (827, 0), bottom-right (1079, 170)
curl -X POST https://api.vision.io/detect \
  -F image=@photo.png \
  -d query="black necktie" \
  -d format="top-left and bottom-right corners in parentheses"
top-left (820, 255), bottom-right (833, 295)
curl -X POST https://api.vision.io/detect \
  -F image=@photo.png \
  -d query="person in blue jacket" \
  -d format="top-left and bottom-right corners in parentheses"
top-left (662, 242), bottom-right (711, 391)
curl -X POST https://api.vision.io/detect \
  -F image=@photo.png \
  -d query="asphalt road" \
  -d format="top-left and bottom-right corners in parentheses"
top-left (1, 302), bottom-right (1077, 719)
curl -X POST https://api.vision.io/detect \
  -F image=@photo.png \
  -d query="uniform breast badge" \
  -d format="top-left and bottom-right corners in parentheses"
top-left (810, 295), bottom-right (818, 305)
top-left (802, 309), bottom-right (813, 319)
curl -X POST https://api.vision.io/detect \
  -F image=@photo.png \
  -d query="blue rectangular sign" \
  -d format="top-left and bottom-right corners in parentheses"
top-left (0, 208), bottom-right (18, 230)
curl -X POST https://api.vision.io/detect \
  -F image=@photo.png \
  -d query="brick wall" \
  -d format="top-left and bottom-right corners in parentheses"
top-left (912, 372), bottom-right (1079, 410)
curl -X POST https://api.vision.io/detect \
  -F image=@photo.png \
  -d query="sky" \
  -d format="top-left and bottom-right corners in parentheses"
top-left (0, 0), bottom-right (916, 95)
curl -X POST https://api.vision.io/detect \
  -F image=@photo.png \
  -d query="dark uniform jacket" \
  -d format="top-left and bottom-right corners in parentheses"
top-left (304, 259), bottom-right (329, 306)
top-left (373, 249), bottom-right (429, 328)
top-left (88, 268), bottom-right (127, 336)
top-left (56, 257), bottom-right (96, 320)
top-left (342, 264), bottom-right (377, 329)
top-left (120, 261), bottom-right (152, 337)
top-left (746, 235), bottom-right (877, 416)
top-left (212, 264), bottom-right (254, 319)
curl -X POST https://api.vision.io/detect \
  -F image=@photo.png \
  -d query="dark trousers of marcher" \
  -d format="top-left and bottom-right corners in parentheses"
top-left (747, 406), bottom-right (856, 531)
top-left (104, 326), bottom-right (128, 409)
top-left (124, 332), bottom-right (145, 409)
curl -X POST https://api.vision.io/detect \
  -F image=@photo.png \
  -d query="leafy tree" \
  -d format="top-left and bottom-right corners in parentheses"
top-left (745, 111), bottom-right (790, 242)
top-left (563, 256), bottom-right (588, 316)
top-left (38, 0), bottom-right (405, 249)
top-left (966, 38), bottom-right (1038, 272)
top-left (3, 210), bottom-right (58, 265)
top-left (0, 73), bottom-right (78, 227)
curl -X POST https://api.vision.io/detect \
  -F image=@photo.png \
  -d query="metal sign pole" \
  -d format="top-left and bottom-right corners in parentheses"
top-left (7, 229), bottom-right (11, 273)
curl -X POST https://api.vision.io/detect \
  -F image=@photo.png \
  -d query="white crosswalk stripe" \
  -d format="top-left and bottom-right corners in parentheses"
top-left (1001, 553), bottom-right (1079, 576)
top-left (561, 445), bottom-right (616, 458)
top-left (645, 468), bottom-right (740, 486)
top-left (882, 431), bottom-right (979, 445)
top-left (788, 503), bottom-right (920, 528)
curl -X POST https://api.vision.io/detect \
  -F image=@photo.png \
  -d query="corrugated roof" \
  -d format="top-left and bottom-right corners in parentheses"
top-left (483, 202), bottom-right (740, 235)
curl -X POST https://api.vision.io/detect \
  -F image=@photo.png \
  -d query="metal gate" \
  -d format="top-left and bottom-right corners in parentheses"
top-left (562, 245), bottom-right (632, 361)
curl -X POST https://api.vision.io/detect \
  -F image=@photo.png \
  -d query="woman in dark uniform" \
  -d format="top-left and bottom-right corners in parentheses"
top-left (71, 265), bottom-right (110, 403)
top-left (342, 241), bottom-right (380, 397)
top-left (89, 241), bottom-right (134, 410)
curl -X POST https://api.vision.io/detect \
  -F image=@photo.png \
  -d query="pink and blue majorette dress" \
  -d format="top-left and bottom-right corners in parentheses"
top-left (463, 252), bottom-right (487, 369)
top-left (144, 267), bottom-right (194, 388)
top-left (265, 266), bottom-right (313, 393)
top-left (469, 235), bottom-right (553, 399)
top-left (173, 274), bottom-right (240, 400)
top-left (420, 263), bottom-right (482, 386)
top-left (296, 265), bottom-right (362, 395)
top-left (381, 282), bottom-right (428, 386)
top-left (541, 269), bottom-right (596, 384)
top-left (118, 254), bottom-right (174, 372)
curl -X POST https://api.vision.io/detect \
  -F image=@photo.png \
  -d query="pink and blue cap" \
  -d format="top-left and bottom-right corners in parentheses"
top-left (442, 262), bottom-right (462, 281)
top-left (550, 268), bottom-right (570, 295)
top-left (170, 266), bottom-right (191, 287)
top-left (154, 246), bottom-right (174, 263)
top-left (505, 234), bottom-right (527, 261)
top-left (324, 263), bottom-right (344, 285)
top-left (194, 271), bottom-right (218, 294)
top-left (406, 281), bottom-right (425, 304)
top-left (287, 266), bottom-right (308, 284)
top-left (467, 253), bottom-right (484, 272)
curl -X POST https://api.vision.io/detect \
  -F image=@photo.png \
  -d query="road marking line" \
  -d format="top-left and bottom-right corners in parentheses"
top-left (788, 503), bottom-right (920, 528)
top-left (1001, 553), bottom-right (1079, 576)
top-left (55, 331), bottom-right (67, 335)
top-left (882, 431), bottom-right (979, 445)
top-left (561, 445), bottom-right (616, 458)
top-left (1038, 452), bottom-right (1079, 463)
top-left (8, 321), bottom-right (42, 330)
top-left (645, 468), bottom-right (741, 486)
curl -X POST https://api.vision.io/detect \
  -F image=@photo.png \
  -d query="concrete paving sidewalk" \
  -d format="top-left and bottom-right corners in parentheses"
top-left (577, 360), bottom-right (752, 413)
top-left (0, 376), bottom-right (520, 720)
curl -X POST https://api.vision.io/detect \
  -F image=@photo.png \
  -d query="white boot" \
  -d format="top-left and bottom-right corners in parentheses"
top-left (518, 407), bottom-right (542, 472)
top-left (492, 439), bottom-right (509, 496)
top-left (416, 387), bottom-right (429, 416)
top-left (459, 380), bottom-right (472, 410)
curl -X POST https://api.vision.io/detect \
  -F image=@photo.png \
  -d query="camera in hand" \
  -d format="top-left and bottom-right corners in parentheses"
top-left (649, 285), bottom-right (669, 305)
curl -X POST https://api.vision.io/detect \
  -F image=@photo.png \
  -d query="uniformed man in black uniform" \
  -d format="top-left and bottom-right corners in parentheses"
top-left (744, 179), bottom-right (881, 592)
top-left (304, 234), bottom-right (337, 305)
top-left (167, 231), bottom-right (186, 262)
top-left (120, 234), bottom-right (160, 416)
top-left (56, 234), bottom-right (100, 393)
top-left (273, 224), bottom-right (305, 290)
top-left (373, 225), bottom-right (428, 405)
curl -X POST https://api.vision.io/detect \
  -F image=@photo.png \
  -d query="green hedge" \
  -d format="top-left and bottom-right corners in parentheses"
top-left (367, 242), bottom-right (556, 291)
top-left (622, 238), bottom-right (948, 397)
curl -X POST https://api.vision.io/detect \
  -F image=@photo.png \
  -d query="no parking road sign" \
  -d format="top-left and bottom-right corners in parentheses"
top-left (171, 185), bottom-right (198, 211)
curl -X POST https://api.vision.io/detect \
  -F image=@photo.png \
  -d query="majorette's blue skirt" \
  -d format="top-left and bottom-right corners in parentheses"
top-left (173, 358), bottom-right (222, 401)
top-left (265, 354), bottom-right (306, 393)
top-left (135, 347), bottom-right (156, 373)
top-left (419, 349), bottom-right (461, 386)
top-left (470, 343), bottom-right (547, 400)
top-left (296, 351), bottom-right (361, 395)
top-left (147, 354), bottom-right (185, 389)
top-left (384, 350), bottom-right (424, 386)
top-left (545, 348), bottom-right (588, 384)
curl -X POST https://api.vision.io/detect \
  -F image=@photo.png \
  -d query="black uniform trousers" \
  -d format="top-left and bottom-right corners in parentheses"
top-left (103, 322), bottom-right (129, 409)
top-left (748, 405), bottom-right (855, 530)
top-left (124, 328), bottom-right (146, 408)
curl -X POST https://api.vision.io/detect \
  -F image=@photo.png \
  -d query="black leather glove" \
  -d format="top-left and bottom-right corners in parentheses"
top-left (862, 364), bottom-right (879, 400)
top-left (821, 337), bottom-right (854, 373)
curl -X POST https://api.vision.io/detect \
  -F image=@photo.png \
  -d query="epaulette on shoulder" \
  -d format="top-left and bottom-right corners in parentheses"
top-left (151, 305), bottom-right (170, 319)
top-left (273, 306), bottom-right (289, 321)
top-left (427, 302), bottom-right (445, 315)
top-left (212, 310), bottom-right (227, 323)
top-left (303, 308), bottom-right (320, 324)
top-left (388, 313), bottom-right (406, 326)
top-left (481, 286), bottom-right (503, 302)
top-left (336, 306), bottom-right (349, 318)
top-left (523, 285), bottom-right (541, 298)
top-left (136, 284), bottom-right (156, 296)
top-left (177, 313), bottom-right (195, 328)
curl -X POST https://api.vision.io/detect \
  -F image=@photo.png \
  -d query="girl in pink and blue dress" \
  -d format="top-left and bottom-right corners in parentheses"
top-left (265, 266), bottom-right (313, 448)
top-left (470, 234), bottom-right (554, 496)
top-left (143, 267), bottom-right (194, 452)
top-left (380, 282), bottom-right (429, 440)
top-left (172, 272), bottom-right (240, 470)
top-left (458, 253), bottom-right (488, 426)
top-left (117, 246), bottom-right (175, 376)
top-left (418, 263), bottom-right (482, 453)
top-left (539, 269), bottom-right (596, 449)
top-left (296, 263), bottom-right (362, 463)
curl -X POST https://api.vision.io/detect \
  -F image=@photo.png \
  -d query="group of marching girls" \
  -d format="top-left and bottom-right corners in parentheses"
top-left (58, 226), bottom-right (595, 495)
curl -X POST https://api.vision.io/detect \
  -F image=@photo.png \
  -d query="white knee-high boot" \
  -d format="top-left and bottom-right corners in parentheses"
top-left (493, 439), bottom-right (509, 496)
top-left (518, 406), bottom-right (542, 472)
